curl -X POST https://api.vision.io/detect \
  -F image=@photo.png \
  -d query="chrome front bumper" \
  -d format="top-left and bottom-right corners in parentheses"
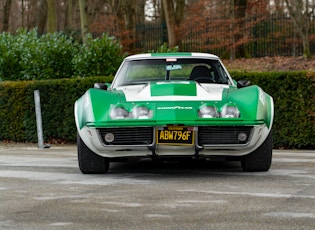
top-left (78, 125), bottom-right (270, 158)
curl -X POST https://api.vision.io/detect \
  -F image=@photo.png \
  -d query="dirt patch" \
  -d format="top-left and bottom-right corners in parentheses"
top-left (222, 56), bottom-right (315, 72)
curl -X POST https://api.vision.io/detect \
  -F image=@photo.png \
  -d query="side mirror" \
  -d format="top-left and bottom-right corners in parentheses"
top-left (237, 80), bottom-right (251, 88)
top-left (94, 83), bottom-right (108, 90)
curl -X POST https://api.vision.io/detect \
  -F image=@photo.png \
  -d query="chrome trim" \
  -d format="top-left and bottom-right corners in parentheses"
top-left (79, 124), bottom-right (269, 158)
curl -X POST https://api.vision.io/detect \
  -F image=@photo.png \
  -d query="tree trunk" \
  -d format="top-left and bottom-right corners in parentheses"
top-left (161, 0), bottom-right (179, 48)
top-left (234, 0), bottom-right (248, 58)
top-left (47, 0), bottom-right (57, 32)
top-left (136, 0), bottom-right (146, 25)
top-left (175, 0), bottom-right (185, 23)
top-left (301, 31), bottom-right (311, 59)
top-left (65, 0), bottom-right (73, 30)
top-left (2, 0), bottom-right (12, 32)
top-left (78, 0), bottom-right (89, 44)
top-left (113, 0), bottom-right (128, 44)
top-left (37, 0), bottom-right (48, 34)
top-left (65, 0), bottom-right (78, 35)
top-left (126, 0), bottom-right (137, 51)
top-left (230, 0), bottom-right (235, 60)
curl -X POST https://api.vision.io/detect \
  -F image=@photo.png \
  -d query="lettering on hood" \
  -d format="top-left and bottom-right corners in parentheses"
top-left (157, 106), bottom-right (193, 110)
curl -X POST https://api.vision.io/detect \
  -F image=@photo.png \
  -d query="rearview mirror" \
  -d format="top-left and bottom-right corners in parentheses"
top-left (94, 83), bottom-right (108, 90)
top-left (237, 80), bottom-right (251, 88)
top-left (166, 64), bottom-right (182, 71)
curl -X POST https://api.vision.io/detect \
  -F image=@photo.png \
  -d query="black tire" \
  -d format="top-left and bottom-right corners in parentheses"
top-left (241, 130), bottom-right (272, 172)
top-left (77, 133), bottom-right (110, 174)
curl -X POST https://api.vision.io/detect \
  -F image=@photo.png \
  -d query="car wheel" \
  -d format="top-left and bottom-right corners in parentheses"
top-left (241, 130), bottom-right (272, 172)
top-left (77, 133), bottom-right (110, 174)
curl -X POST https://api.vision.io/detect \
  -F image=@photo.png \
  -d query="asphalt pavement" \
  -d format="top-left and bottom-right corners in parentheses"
top-left (0, 144), bottom-right (315, 229)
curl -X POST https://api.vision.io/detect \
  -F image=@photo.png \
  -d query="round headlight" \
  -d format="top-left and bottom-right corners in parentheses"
top-left (110, 106), bottom-right (129, 119)
top-left (221, 104), bottom-right (240, 118)
top-left (130, 106), bottom-right (152, 119)
top-left (198, 105), bottom-right (219, 118)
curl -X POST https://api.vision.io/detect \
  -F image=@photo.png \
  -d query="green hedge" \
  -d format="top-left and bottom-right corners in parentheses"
top-left (230, 71), bottom-right (315, 148)
top-left (0, 72), bottom-right (314, 148)
top-left (0, 76), bottom-right (113, 143)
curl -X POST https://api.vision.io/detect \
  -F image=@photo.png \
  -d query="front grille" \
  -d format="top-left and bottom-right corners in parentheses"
top-left (198, 126), bottom-right (253, 145)
top-left (98, 127), bottom-right (153, 145)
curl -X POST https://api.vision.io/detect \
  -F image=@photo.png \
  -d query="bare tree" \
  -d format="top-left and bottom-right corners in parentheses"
top-left (2, 0), bottom-right (12, 32)
top-left (145, 0), bottom-right (162, 21)
top-left (233, 0), bottom-right (248, 58)
top-left (79, 0), bottom-right (89, 43)
top-left (127, 0), bottom-right (137, 51)
top-left (137, 0), bottom-right (146, 25)
top-left (161, 0), bottom-right (185, 48)
top-left (88, 0), bottom-right (147, 52)
top-left (65, 0), bottom-right (74, 29)
top-left (37, 0), bottom-right (48, 34)
top-left (65, 0), bottom-right (80, 33)
top-left (285, 0), bottom-right (312, 58)
top-left (47, 0), bottom-right (57, 32)
top-left (274, 0), bottom-right (286, 13)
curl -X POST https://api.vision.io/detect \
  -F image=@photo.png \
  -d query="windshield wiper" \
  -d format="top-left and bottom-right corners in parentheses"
top-left (118, 82), bottom-right (149, 87)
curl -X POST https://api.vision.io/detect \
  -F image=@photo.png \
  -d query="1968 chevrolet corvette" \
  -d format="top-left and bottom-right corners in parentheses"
top-left (74, 53), bottom-right (274, 174)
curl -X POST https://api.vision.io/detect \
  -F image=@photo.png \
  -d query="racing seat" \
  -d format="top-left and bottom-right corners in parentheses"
top-left (189, 65), bottom-right (214, 83)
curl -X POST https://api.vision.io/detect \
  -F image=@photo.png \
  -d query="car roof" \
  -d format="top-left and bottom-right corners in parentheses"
top-left (124, 52), bottom-right (220, 61)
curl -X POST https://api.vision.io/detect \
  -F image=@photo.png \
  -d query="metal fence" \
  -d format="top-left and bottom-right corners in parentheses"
top-left (134, 15), bottom-right (315, 57)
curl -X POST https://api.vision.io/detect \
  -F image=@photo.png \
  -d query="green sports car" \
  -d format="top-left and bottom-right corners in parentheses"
top-left (74, 53), bottom-right (274, 174)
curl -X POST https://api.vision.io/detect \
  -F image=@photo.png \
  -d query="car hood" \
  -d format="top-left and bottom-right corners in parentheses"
top-left (75, 80), bottom-right (273, 129)
top-left (115, 81), bottom-right (229, 102)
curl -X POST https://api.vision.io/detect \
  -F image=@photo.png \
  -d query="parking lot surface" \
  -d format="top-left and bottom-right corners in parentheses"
top-left (0, 144), bottom-right (315, 229)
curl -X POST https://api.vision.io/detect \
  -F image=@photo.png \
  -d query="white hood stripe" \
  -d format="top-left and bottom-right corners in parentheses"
top-left (118, 84), bottom-right (227, 102)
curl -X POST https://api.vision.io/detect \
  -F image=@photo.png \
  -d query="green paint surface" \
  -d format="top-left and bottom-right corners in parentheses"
top-left (150, 82), bottom-right (197, 96)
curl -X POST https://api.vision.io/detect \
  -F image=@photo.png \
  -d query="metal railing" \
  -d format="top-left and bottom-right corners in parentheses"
top-left (132, 14), bottom-right (315, 57)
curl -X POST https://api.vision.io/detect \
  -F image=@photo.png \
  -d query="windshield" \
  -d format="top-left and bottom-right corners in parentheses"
top-left (112, 58), bottom-right (230, 88)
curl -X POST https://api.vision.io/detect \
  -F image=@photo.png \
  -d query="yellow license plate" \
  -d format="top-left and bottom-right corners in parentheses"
top-left (156, 126), bottom-right (194, 145)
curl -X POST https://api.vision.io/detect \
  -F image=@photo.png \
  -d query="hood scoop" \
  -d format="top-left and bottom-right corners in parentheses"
top-left (150, 81), bottom-right (197, 96)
